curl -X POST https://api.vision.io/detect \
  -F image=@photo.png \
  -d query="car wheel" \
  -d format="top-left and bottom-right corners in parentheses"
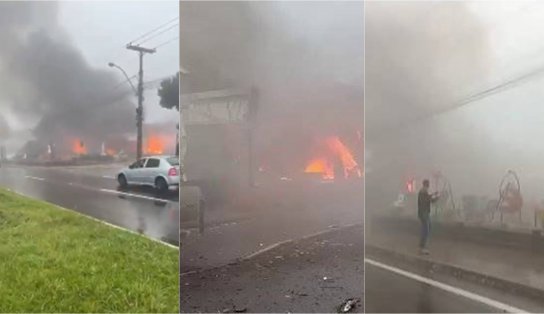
top-left (118, 174), bottom-right (128, 188)
top-left (155, 177), bottom-right (168, 194)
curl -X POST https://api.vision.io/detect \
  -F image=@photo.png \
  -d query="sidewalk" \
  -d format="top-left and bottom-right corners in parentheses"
top-left (367, 217), bottom-right (544, 292)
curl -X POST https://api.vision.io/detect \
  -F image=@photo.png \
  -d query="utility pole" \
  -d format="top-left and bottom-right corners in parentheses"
top-left (126, 44), bottom-right (156, 160)
top-left (247, 86), bottom-right (259, 187)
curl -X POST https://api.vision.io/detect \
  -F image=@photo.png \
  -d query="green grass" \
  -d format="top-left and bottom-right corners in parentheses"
top-left (0, 189), bottom-right (178, 313)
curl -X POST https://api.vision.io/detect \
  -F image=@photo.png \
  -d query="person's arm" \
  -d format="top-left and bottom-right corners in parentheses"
top-left (430, 191), bottom-right (440, 202)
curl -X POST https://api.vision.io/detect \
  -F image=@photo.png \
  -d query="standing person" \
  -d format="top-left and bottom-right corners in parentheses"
top-left (418, 179), bottom-right (439, 255)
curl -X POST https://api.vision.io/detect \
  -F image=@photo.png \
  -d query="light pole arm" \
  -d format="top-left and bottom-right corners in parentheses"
top-left (108, 62), bottom-right (137, 95)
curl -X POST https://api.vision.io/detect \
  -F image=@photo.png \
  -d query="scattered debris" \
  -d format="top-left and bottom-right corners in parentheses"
top-left (338, 298), bottom-right (360, 313)
top-left (323, 276), bottom-right (336, 282)
top-left (222, 306), bottom-right (247, 313)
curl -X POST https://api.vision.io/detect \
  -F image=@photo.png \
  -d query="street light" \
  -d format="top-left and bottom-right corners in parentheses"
top-left (108, 61), bottom-right (141, 160)
top-left (108, 62), bottom-right (137, 95)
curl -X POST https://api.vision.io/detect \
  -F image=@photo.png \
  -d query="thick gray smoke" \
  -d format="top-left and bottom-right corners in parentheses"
top-left (181, 1), bottom-right (363, 174)
top-left (0, 1), bottom-right (134, 152)
top-left (365, 2), bottom-right (490, 210)
top-left (0, 114), bottom-right (9, 139)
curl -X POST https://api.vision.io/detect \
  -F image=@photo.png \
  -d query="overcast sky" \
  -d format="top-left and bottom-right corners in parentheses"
top-left (59, 0), bottom-right (179, 124)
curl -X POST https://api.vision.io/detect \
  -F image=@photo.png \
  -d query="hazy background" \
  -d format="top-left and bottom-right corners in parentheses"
top-left (181, 1), bottom-right (363, 179)
top-left (0, 1), bottom-right (178, 156)
top-left (366, 1), bottom-right (544, 220)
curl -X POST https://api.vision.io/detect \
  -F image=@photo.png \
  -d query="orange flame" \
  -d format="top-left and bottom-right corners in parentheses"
top-left (145, 135), bottom-right (164, 155)
top-left (72, 139), bottom-right (87, 155)
top-left (305, 158), bottom-right (334, 180)
top-left (106, 148), bottom-right (116, 156)
top-left (304, 136), bottom-right (362, 180)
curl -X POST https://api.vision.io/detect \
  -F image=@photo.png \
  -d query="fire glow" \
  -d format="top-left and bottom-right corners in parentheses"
top-left (145, 134), bottom-right (165, 155)
top-left (304, 136), bottom-right (362, 180)
top-left (106, 148), bottom-right (116, 156)
top-left (72, 139), bottom-right (87, 155)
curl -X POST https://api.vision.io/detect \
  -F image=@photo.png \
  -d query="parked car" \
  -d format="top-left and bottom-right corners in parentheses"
top-left (117, 155), bottom-right (180, 193)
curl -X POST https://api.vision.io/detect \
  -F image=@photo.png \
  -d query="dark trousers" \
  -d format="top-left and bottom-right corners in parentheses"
top-left (419, 214), bottom-right (431, 249)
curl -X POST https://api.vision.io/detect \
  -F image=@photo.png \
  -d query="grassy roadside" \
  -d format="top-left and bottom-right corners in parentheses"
top-left (0, 188), bottom-right (178, 313)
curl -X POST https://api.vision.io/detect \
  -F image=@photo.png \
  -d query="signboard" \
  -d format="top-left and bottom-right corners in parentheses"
top-left (181, 89), bottom-right (250, 125)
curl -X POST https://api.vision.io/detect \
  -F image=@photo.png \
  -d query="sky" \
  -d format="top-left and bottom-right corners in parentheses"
top-left (469, 1), bottom-right (544, 83)
top-left (59, 0), bottom-right (179, 124)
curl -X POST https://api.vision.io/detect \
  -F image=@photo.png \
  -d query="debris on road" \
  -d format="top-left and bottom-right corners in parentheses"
top-left (338, 298), bottom-right (360, 313)
top-left (222, 306), bottom-right (247, 313)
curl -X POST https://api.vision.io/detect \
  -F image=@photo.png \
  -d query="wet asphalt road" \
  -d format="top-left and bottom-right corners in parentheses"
top-left (181, 181), bottom-right (364, 312)
top-left (0, 164), bottom-right (179, 245)
top-left (364, 263), bottom-right (499, 313)
top-left (181, 225), bottom-right (364, 313)
top-left (181, 181), bottom-right (364, 272)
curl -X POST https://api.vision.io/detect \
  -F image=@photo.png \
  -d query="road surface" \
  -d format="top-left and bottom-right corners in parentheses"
top-left (181, 180), bottom-right (364, 312)
top-left (365, 262), bottom-right (501, 313)
top-left (181, 224), bottom-right (363, 313)
top-left (365, 252), bottom-right (544, 313)
top-left (0, 164), bottom-right (179, 246)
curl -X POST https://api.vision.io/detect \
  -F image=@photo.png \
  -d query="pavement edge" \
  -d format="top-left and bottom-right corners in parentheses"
top-left (365, 243), bottom-right (544, 302)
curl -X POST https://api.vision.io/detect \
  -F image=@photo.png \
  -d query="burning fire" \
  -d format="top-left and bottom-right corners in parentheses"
top-left (305, 158), bottom-right (334, 180)
top-left (145, 134), bottom-right (165, 155)
top-left (304, 136), bottom-right (362, 180)
top-left (106, 148), bottom-right (116, 156)
top-left (72, 139), bottom-right (87, 155)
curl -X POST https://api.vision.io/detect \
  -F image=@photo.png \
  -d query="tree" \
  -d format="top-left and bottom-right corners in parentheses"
top-left (157, 73), bottom-right (179, 110)
top-left (158, 73), bottom-right (180, 156)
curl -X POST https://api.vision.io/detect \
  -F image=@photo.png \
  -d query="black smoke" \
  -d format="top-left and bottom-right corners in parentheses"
top-left (180, 1), bottom-right (363, 175)
top-left (0, 1), bottom-right (134, 150)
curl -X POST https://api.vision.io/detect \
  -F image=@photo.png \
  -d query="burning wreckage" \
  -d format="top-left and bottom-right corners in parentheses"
top-left (14, 122), bottom-right (177, 165)
top-left (180, 86), bottom-right (363, 208)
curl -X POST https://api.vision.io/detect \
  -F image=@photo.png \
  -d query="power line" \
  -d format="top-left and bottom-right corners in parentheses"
top-left (112, 74), bottom-right (138, 91)
top-left (136, 23), bottom-right (179, 46)
top-left (128, 16), bottom-right (179, 46)
top-left (154, 36), bottom-right (179, 50)
top-left (369, 63), bottom-right (544, 138)
top-left (143, 75), bottom-right (176, 89)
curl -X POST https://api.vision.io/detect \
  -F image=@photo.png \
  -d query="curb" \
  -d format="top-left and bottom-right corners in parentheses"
top-left (371, 215), bottom-right (544, 252)
top-left (4, 188), bottom-right (179, 250)
top-left (365, 244), bottom-right (544, 302)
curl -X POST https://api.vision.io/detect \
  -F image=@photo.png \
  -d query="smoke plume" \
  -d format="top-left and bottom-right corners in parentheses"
top-left (180, 1), bottom-right (363, 174)
top-left (0, 1), bottom-right (134, 153)
top-left (365, 2), bottom-right (490, 209)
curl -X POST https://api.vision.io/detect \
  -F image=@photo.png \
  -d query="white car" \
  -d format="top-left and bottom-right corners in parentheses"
top-left (117, 155), bottom-right (180, 193)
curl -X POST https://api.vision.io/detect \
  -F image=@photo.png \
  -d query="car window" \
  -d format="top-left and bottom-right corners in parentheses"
top-left (145, 158), bottom-right (160, 168)
top-left (131, 159), bottom-right (146, 169)
top-left (166, 157), bottom-right (179, 166)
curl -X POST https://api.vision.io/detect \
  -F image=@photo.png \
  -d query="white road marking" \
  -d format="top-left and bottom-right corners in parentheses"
top-left (4, 188), bottom-right (179, 250)
top-left (25, 175), bottom-right (45, 181)
top-left (243, 239), bottom-right (294, 260)
top-left (180, 270), bottom-right (198, 277)
top-left (365, 258), bottom-right (528, 313)
top-left (99, 188), bottom-right (172, 203)
top-left (22, 174), bottom-right (174, 203)
top-left (242, 223), bottom-right (360, 260)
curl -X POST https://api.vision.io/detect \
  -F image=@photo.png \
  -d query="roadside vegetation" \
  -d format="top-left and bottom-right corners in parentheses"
top-left (0, 188), bottom-right (178, 312)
